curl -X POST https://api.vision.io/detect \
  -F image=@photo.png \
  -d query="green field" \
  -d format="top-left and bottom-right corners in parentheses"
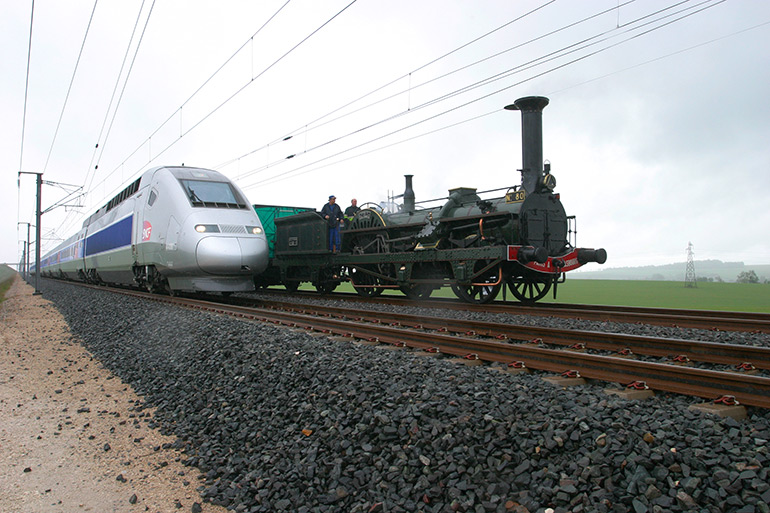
top-left (0, 265), bottom-right (17, 302)
top-left (538, 279), bottom-right (770, 312)
top-left (291, 278), bottom-right (770, 313)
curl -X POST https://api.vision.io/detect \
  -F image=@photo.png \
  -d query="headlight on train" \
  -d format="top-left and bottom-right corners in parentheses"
top-left (246, 225), bottom-right (263, 235)
top-left (542, 173), bottom-right (557, 191)
top-left (195, 224), bottom-right (220, 233)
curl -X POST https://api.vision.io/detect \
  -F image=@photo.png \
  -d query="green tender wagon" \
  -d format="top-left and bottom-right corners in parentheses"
top-left (253, 204), bottom-right (342, 291)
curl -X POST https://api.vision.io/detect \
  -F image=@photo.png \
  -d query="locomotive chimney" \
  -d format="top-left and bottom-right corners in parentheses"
top-left (505, 96), bottom-right (549, 195)
top-left (403, 174), bottom-right (415, 212)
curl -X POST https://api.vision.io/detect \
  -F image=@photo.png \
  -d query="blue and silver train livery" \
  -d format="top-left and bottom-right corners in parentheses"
top-left (39, 166), bottom-right (269, 294)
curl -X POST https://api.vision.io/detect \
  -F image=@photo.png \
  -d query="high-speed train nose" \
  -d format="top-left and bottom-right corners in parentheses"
top-left (196, 236), bottom-right (269, 274)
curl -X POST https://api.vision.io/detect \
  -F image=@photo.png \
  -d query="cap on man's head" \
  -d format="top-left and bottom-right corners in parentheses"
top-left (329, 195), bottom-right (336, 199)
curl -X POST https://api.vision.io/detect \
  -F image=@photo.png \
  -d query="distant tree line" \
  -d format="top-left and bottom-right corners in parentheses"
top-left (736, 270), bottom-right (768, 284)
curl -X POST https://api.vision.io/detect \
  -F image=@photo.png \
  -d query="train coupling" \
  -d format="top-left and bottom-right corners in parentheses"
top-left (577, 248), bottom-right (607, 265)
top-left (517, 246), bottom-right (548, 264)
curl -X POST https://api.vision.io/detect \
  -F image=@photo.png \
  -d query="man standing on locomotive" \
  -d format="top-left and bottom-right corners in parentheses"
top-left (344, 198), bottom-right (359, 218)
top-left (321, 195), bottom-right (344, 253)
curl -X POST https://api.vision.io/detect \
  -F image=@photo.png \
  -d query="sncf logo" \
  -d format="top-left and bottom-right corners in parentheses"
top-left (142, 221), bottom-right (152, 241)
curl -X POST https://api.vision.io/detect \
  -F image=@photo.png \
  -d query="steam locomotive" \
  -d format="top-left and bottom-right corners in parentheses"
top-left (255, 96), bottom-right (606, 303)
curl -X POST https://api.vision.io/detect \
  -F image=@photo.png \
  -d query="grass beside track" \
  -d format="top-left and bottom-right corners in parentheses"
top-left (0, 265), bottom-right (16, 302)
top-left (289, 278), bottom-right (770, 313)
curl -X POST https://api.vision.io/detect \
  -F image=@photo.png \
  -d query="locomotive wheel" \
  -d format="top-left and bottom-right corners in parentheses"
top-left (315, 281), bottom-right (337, 294)
top-left (346, 208), bottom-right (388, 254)
top-left (399, 283), bottom-right (434, 300)
top-left (314, 267), bottom-right (340, 295)
top-left (451, 261), bottom-right (502, 304)
top-left (349, 266), bottom-right (383, 297)
top-left (508, 275), bottom-right (552, 303)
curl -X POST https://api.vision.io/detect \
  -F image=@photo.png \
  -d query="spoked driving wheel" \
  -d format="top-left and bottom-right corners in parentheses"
top-left (451, 260), bottom-right (502, 304)
top-left (347, 212), bottom-right (390, 297)
top-left (349, 266), bottom-right (383, 297)
top-left (508, 274), bottom-right (552, 303)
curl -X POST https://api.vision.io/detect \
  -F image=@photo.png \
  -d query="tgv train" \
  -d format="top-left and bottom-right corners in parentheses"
top-left (38, 166), bottom-right (269, 294)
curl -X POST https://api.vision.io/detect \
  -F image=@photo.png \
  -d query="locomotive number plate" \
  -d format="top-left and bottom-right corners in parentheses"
top-left (288, 237), bottom-right (298, 247)
top-left (505, 190), bottom-right (526, 203)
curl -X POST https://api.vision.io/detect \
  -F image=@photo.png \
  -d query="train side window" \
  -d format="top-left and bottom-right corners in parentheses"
top-left (148, 189), bottom-right (158, 206)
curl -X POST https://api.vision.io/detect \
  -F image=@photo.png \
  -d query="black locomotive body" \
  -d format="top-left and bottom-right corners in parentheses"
top-left (254, 96), bottom-right (606, 303)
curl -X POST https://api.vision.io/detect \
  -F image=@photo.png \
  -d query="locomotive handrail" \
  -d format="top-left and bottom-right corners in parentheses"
top-left (411, 185), bottom-right (518, 206)
top-left (357, 202), bottom-right (383, 212)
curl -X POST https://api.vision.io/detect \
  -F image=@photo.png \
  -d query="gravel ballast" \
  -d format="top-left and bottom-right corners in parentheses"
top-left (40, 280), bottom-right (770, 513)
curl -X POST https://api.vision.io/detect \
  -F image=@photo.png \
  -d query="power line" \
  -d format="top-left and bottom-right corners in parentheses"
top-left (83, 0), bottom-right (149, 194)
top-left (84, 0), bottom-right (357, 211)
top-left (93, 0), bottom-right (157, 171)
top-left (253, 109), bottom-right (500, 190)
top-left (227, 0), bottom-right (678, 181)
top-left (43, 0), bottom-right (99, 174)
top-left (109, 0), bottom-right (293, 181)
top-left (238, 0), bottom-right (728, 191)
top-left (19, 0), bottom-right (35, 173)
top-left (57, 0), bottom-right (294, 239)
top-left (235, 0), bottom-right (713, 187)
top-left (146, 0), bottom-right (359, 166)
top-left (55, 0), bottom-right (737, 238)
top-left (57, 1), bottom-right (151, 239)
top-left (215, 0), bottom-right (563, 171)
top-left (548, 18), bottom-right (770, 96)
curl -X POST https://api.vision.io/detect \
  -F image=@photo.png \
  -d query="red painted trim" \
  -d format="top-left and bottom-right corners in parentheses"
top-left (506, 246), bottom-right (584, 274)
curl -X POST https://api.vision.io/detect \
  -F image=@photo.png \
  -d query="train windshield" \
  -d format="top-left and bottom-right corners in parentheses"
top-left (179, 179), bottom-right (247, 209)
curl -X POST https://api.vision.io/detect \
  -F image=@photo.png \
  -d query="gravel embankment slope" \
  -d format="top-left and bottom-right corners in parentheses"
top-left (34, 279), bottom-right (770, 512)
top-left (0, 277), bottom-right (226, 513)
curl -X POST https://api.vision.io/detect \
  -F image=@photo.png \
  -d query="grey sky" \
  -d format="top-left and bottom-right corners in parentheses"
top-left (3, 0), bottom-right (769, 270)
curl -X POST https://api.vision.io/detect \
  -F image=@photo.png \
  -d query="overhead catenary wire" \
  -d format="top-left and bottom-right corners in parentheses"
top-left (18, 0), bottom-right (36, 173)
top-left (238, 0), bottom-right (729, 192)
top-left (236, 0), bottom-right (723, 189)
top-left (214, 0), bottom-right (562, 171)
top-left (82, 0), bottom-right (150, 195)
top-left (548, 17), bottom-right (770, 96)
top-left (17, 0), bottom-right (36, 263)
top-left (57, 0), bottom-right (152, 239)
top-left (69, 0), bottom-right (591, 232)
top-left (223, 0), bottom-right (642, 179)
top-left (43, 0), bottom-right (99, 175)
top-left (254, 15), bottom-right (770, 192)
top-left (253, 109), bottom-right (500, 190)
top-left (107, 0), bottom-right (293, 184)
top-left (51, 0), bottom-right (742, 247)
top-left (91, 0), bottom-right (157, 174)
top-left (82, 0), bottom-right (357, 217)
top-left (57, 1), bottom-right (293, 239)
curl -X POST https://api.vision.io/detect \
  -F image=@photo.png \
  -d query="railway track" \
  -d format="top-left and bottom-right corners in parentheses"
top-left (65, 280), bottom-right (770, 409)
top-left (258, 289), bottom-right (770, 333)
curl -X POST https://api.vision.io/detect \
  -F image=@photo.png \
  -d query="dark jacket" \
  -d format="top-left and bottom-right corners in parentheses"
top-left (321, 202), bottom-right (343, 228)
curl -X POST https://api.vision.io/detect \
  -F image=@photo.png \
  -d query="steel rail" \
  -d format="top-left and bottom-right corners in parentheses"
top-left (260, 289), bottom-right (770, 333)
top-left (46, 281), bottom-right (770, 408)
top-left (252, 298), bottom-right (770, 370)
top-left (118, 289), bottom-right (770, 408)
top-left (214, 300), bottom-right (770, 408)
